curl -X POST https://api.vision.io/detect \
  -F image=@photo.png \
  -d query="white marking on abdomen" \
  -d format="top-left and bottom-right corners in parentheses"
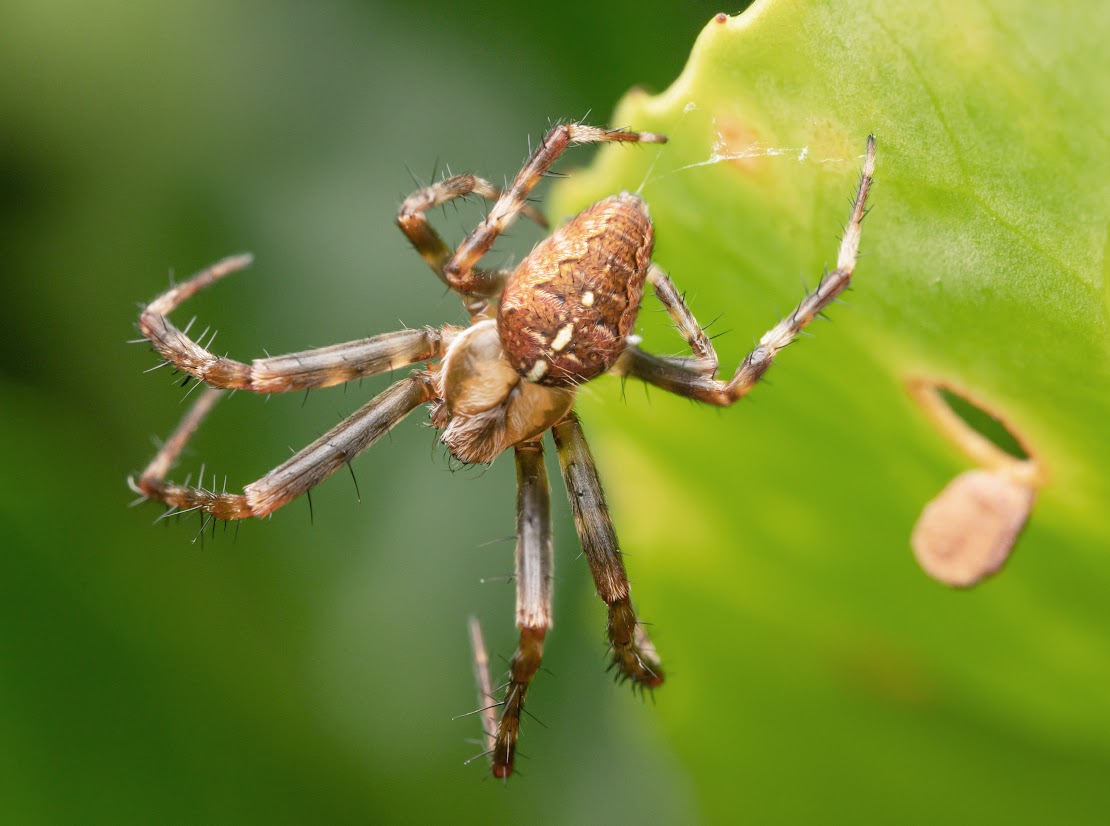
top-left (550, 323), bottom-right (574, 352)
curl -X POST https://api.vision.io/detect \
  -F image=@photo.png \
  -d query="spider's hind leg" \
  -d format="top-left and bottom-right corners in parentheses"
top-left (617, 135), bottom-right (877, 406)
top-left (397, 174), bottom-right (549, 317)
top-left (646, 263), bottom-right (720, 375)
top-left (397, 173), bottom-right (547, 284)
top-left (443, 123), bottom-right (667, 296)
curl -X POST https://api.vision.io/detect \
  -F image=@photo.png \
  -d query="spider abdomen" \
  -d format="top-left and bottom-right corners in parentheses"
top-left (497, 193), bottom-right (653, 387)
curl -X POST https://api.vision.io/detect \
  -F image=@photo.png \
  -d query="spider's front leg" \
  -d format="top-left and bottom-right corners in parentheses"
top-left (619, 135), bottom-right (877, 404)
top-left (492, 439), bottom-right (554, 779)
top-left (553, 413), bottom-right (663, 689)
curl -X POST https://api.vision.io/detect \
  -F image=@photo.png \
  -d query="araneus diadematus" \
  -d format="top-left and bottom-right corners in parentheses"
top-left (130, 123), bottom-right (876, 778)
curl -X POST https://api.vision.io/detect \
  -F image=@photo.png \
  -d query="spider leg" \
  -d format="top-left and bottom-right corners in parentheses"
top-left (616, 135), bottom-right (876, 406)
top-left (130, 374), bottom-right (434, 520)
top-left (398, 174), bottom-right (549, 318)
top-left (443, 123), bottom-right (667, 296)
top-left (397, 172), bottom-right (547, 286)
top-left (646, 263), bottom-right (720, 374)
top-left (491, 439), bottom-right (553, 779)
top-left (466, 617), bottom-right (498, 761)
top-left (139, 255), bottom-right (444, 392)
top-left (552, 413), bottom-right (663, 689)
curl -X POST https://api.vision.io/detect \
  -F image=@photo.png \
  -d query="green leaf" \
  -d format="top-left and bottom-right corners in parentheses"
top-left (551, 2), bottom-right (1110, 820)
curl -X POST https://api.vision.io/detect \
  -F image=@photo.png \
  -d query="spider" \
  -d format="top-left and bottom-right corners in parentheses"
top-left (130, 123), bottom-right (876, 778)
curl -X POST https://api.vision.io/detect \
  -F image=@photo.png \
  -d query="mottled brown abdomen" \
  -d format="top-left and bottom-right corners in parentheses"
top-left (497, 193), bottom-right (653, 387)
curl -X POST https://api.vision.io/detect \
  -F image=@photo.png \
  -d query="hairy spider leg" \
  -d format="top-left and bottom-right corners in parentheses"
top-left (398, 173), bottom-right (547, 282)
top-left (442, 123), bottom-right (667, 297)
top-left (131, 375), bottom-right (434, 520)
top-left (397, 174), bottom-right (549, 316)
top-left (138, 385), bottom-right (225, 485)
top-left (466, 617), bottom-right (498, 761)
top-left (140, 255), bottom-right (443, 393)
top-left (646, 263), bottom-right (720, 374)
top-left (617, 135), bottom-right (877, 405)
top-left (552, 413), bottom-right (663, 688)
top-left (491, 440), bottom-right (554, 778)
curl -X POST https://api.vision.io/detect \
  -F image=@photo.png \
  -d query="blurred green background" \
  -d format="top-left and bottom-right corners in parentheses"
top-left (4, 1), bottom-right (1109, 824)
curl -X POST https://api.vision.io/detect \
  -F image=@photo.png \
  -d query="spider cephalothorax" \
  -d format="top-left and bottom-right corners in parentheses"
top-left (431, 319), bottom-right (575, 464)
top-left (433, 190), bottom-right (652, 464)
top-left (131, 122), bottom-right (876, 778)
